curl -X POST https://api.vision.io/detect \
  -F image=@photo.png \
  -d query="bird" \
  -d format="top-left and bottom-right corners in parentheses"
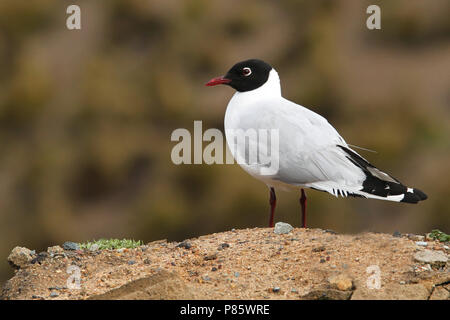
top-left (206, 59), bottom-right (427, 228)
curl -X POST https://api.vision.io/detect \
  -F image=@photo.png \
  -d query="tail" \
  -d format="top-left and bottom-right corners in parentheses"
top-left (337, 145), bottom-right (428, 203)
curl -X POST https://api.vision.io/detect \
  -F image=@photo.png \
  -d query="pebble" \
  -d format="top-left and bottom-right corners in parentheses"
top-left (63, 242), bottom-right (80, 251)
top-left (234, 272), bottom-right (240, 278)
top-left (218, 243), bottom-right (230, 250)
top-left (415, 241), bottom-right (428, 247)
top-left (272, 287), bottom-right (280, 293)
top-left (31, 252), bottom-right (48, 264)
top-left (127, 260), bottom-right (136, 265)
top-left (177, 241), bottom-right (192, 250)
top-left (89, 244), bottom-right (99, 251)
top-left (392, 231), bottom-right (402, 238)
top-left (211, 267), bottom-right (217, 272)
top-left (202, 275), bottom-right (211, 281)
top-left (274, 222), bottom-right (293, 235)
top-left (312, 246), bottom-right (326, 252)
top-left (204, 253), bottom-right (217, 261)
top-left (47, 246), bottom-right (64, 256)
top-left (50, 291), bottom-right (59, 298)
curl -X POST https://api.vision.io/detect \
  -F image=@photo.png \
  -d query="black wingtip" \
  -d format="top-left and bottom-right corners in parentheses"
top-left (413, 188), bottom-right (428, 201)
top-left (401, 188), bottom-right (428, 204)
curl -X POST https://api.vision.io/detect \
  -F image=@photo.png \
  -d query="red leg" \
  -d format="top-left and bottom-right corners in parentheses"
top-left (269, 187), bottom-right (276, 227)
top-left (300, 188), bottom-right (307, 228)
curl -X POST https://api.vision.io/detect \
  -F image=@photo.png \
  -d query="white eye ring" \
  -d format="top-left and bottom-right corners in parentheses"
top-left (242, 67), bottom-right (252, 76)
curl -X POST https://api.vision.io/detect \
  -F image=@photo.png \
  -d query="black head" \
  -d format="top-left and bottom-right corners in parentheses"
top-left (206, 59), bottom-right (273, 92)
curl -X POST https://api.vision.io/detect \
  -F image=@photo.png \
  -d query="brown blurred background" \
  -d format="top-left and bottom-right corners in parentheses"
top-left (0, 0), bottom-right (449, 285)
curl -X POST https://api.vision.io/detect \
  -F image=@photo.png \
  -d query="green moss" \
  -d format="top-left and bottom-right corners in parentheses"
top-left (78, 238), bottom-right (143, 250)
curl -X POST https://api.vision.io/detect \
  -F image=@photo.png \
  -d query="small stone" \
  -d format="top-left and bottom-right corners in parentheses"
top-left (328, 274), bottom-right (353, 291)
top-left (89, 244), bottom-right (99, 251)
top-left (274, 222), bottom-right (293, 235)
top-left (177, 241), bottom-right (192, 250)
top-left (291, 288), bottom-right (298, 293)
top-left (312, 246), bottom-right (326, 252)
top-left (320, 258), bottom-right (326, 263)
top-left (399, 281), bottom-right (406, 285)
top-left (272, 287), bottom-right (280, 293)
top-left (234, 272), bottom-right (240, 277)
top-left (63, 242), bottom-right (80, 251)
top-left (218, 243), bottom-right (230, 250)
top-left (211, 267), bottom-right (217, 272)
top-left (415, 241), bottom-right (428, 247)
top-left (204, 253), bottom-right (217, 261)
top-left (8, 247), bottom-right (34, 269)
top-left (143, 258), bottom-right (151, 264)
top-left (414, 249), bottom-right (448, 268)
top-left (202, 275), bottom-right (211, 281)
top-left (31, 252), bottom-right (48, 264)
top-left (50, 291), bottom-right (59, 298)
top-left (128, 260), bottom-right (136, 265)
top-left (392, 231), bottom-right (402, 238)
top-left (47, 246), bottom-right (64, 256)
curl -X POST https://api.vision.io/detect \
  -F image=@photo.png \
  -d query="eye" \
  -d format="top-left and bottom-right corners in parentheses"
top-left (242, 67), bottom-right (252, 76)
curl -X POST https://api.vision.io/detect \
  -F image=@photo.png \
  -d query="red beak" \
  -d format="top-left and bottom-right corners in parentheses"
top-left (205, 76), bottom-right (231, 86)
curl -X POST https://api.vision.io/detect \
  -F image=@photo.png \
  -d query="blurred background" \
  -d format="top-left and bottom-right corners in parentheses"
top-left (0, 0), bottom-right (449, 285)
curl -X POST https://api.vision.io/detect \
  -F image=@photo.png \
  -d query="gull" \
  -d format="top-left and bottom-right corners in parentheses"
top-left (206, 59), bottom-right (427, 228)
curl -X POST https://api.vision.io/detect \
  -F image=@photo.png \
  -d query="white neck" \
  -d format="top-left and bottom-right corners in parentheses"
top-left (235, 69), bottom-right (281, 99)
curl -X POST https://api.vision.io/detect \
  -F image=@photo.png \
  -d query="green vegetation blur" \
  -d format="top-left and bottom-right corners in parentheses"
top-left (0, 0), bottom-right (449, 285)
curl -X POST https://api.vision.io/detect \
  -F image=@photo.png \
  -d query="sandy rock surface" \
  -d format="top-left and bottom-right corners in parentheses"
top-left (1, 227), bottom-right (449, 300)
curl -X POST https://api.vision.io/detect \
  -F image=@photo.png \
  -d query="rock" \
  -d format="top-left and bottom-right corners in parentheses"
top-left (47, 246), bottom-right (64, 256)
top-left (415, 241), bottom-right (428, 247)
top-left (8, 247), bottom-right (34, 269)
top-left (429, 286), bottom-right (449, 300)
top-left (89, 244), bottom-right (99, 251)
top-left (351, 284), bottom-right (430, 300)
top-left (50, 291), bottom-right (59, 298)
top-left (31, 252), bottom-right (48, 264)
top-left (392, 231), bottom-right (402, 238)
top-left (234, 272), bottom-right (240, 278)
top-left (302, 289), bottom-right (352, 300)
top-left (204, 253), bottom-right (217, 261)
top-left (272, 287), bottom-right (280, 293)
top-left (176, 241), bottom-right (192, 250)
top-left (312, 246), bottom-right (326, 252)
top-left (274, 222), bottom-right (293, 235)
top-left (218, 243), bottom-right (230, 250)
top-left (202, 275), bottom-right (211, 281)
top-left (414, 250), bottom-right (448, 268)
top-left (328, 274), bottom-right (354, 291)
top-left (128, 260), bottom-right (136, 265)
top-left (63, 242), bottom-right (80, 251)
